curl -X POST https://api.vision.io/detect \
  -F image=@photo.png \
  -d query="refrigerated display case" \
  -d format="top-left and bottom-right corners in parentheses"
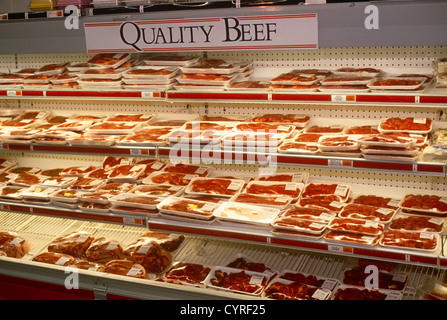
top-left (0, 0), bottom-right (446, 301)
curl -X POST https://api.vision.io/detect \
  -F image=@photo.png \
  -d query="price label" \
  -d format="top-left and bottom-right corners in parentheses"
top-left (141, 92), bottom-right (154, 99)
top-left (331, 94), bottom-right (356, 102)
top-left (312, 289), bottom-right (330, 300)
top-left (130, 149), bottom-right (142, 155)
top-left (47, 10), bottom-right (64, 18)
top-left (7, 91), bottom-right (22, 97)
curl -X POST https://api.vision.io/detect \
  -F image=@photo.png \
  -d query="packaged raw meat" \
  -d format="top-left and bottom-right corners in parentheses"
top-left (143, 171), bottom-right (198, 186)
top-left (143, 55), bottom-right (200, 67)
top-left (181, 194), bottom-right (228, 204)
top-left (47, 231), bottom-right (95, 258)
top-left (399, 194), bottom-right (447, 214)
top-left (157, 196), bottom-right (217, 220)
top-left (378, 117), bottom-right (433, 134)
top-left (131, 184), bottom-right (184, 197)
top-left (328, 217), bottom-right (385, 236)
top-left (333, 284), bottom-right (402, 300)
top-left (368, 77), bottom-right (426, 91)
top-left (278, 270), bottom-right (339, 290)
top-left (185, 177), bottom-right (245, 197)
top-left (344, 125), bottom-right (380, 135)
top-left (342, 266), bottom-right (408, 291)
top-left (277, 141), bottom-right (319, 154)
top-left (104, 113), bottom-right (154, 123)
top-left (302, 182), bottom-right (351, 202)
top-left (127, 240), bottom-right (172, 275)
top-left (20, 186), bottom-right (59, 201)
top-left (339, 203), bottom-right (396, 223)
top-left (272, 216), bottom-right (328, 235)
top-left (167, 128), bottom-right (224, 145)
top-left (70, 260), bottom-right (105, 272)
top-left (32, 252), bottom-right (75, 266)
top-left (204, 266), bottom-right (270, 296)
top-left (49, 189), bottom-right (85, 204)
top-left (320, 75), bottom-right (374, 86)
top-left (317, 135), bottom-right (361, 152)
top-left (256, 172), bottom-right (309, 184)
top-left (230, 193), bottom-right (293, 210)
top-left (270, 72), bottom-right (319, 86)
top-left (162, 163), bottom-right (212, 177)
top-left (104, 259), bottom-right (148, 279)
top-left (263, 278), bottom-right (332, 300)
top-left (117, 127), bottom-right (173, 146)
top-left (323, 230), bottom-right (380, 246)
top-left (69, 177), bottom-right (106, 192)
top-left (234, 122), bottom-right (295, 135)
top-left (107, 164), bottom-right (146, 182)
top-left (213, 202), bottom-right (280, 227)
top-left (9, 172), bottom-right (45, 187)
top-left (109, 193), bottom-right (163, 211)
top-left (123, 66), bottom-right (179, 78)
top-left (85, 237), bottom-right (125, 264)
top-left (227, 80), bottom-right (270, 91)
top-left (86, 122), bottom-right (142, 135)
top-left (0, 231), bottom-right (31, 258)
top-left (60, 166), bottom-right (97, 177)
top-left (244, 181), bottom-right (304, 199)
top-left (389, 214), bottom-right (445, 233)
top-left (251, 114), bottom-right (310, 128)
top-left (379, 230), bottom-right (440, 252)
top-left (135, 231), bottom-right (185, 253)
top-left (303, 125), bottom-right (344, 135)
top-left (282, 206), bottom-right (336, 223)
top-left (333, 67), bottom-right (383, 77)
top-left (351, 194), bottom-right (400, 209)
top-left (87, 53), bottom-right (131, 69)
top-left (158, 262), bottom-right (211, 287)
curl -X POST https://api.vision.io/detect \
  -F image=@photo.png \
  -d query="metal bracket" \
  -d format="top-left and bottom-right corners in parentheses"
top-left (93, 278), bottom-right (108, 300)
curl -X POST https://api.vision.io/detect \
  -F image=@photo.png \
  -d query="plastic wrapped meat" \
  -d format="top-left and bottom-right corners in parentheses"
top-left (85, 237), bottom-right (125, 264)
top-left (0, 231), bottom-right (31, 258)
top-left (104, 259), bottom-right (147, 279)
top-left (47, 231), bottom-right (95, 258)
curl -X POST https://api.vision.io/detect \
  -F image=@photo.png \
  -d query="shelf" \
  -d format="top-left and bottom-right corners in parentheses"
top-left (0, 142), bottom-right (444, 177)
top-left (0, 201), bottom-right (149, 227)
top-left (1, 87), bottom-right (447, 106)
top-left (147, 216), bottom-right (447, 269)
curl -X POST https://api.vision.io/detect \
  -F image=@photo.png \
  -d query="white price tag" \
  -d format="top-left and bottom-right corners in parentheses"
top-left (227, 180), bottom-right (243, 191)
top-left (127, 266), bottom-right (144, 276)
top-left (141, 92), bottom-right (154, 99)
top-left (334, 185), bottom-right (348, 197)
top-left (284, 182), bottom-right (298, 191)
top-left (249, 274), bottom-right (264, 285)
top-left (327, 245), bottom-right (343, 253)
top-left (376, 207), bottom-right (394, 215)
top-left (311, 289), bottom-right (330, 300)
top-left (106, 240), bottom-right (119, 251)
top-left (321, 279), bottom-right (338, 290)
top-left (130, 149), bottom-right (142, 155)
top-left (56, 256), bottom-right (71, 266)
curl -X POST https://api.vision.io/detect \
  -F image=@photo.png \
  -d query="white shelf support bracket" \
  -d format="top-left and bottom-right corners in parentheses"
top-left (93, 279), bottom-right (108, 300)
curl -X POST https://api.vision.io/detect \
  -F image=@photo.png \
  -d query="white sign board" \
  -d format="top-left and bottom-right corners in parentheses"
top-left (84, 14), bottom-right (318, 53)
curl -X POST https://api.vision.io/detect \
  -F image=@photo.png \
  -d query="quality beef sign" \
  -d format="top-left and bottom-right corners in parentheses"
top-left (84, 14), bottom-right (318, 53)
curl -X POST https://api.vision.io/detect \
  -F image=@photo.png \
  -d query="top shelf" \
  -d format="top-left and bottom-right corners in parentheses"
top-left (0, 0), bottom-right (447, 54)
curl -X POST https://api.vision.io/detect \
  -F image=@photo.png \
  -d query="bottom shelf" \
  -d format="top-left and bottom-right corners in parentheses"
top-left (0, 211), bottom-right (445, 300)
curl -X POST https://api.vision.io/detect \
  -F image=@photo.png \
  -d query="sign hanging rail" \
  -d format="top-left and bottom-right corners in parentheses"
top-left (84, 14), bottom-right (318, 53)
